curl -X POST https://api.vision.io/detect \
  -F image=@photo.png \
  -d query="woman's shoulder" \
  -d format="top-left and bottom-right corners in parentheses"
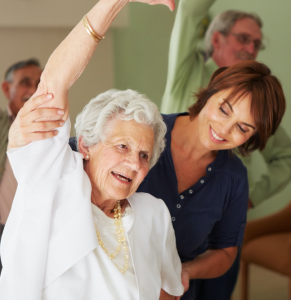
top-left (161, 112), bottom-right (189, 127)
top-left (217, 150), bottom-right (247, 179)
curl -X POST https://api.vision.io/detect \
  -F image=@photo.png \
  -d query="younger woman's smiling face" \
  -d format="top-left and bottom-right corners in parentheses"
top-left (196, 89), bottom-right (256, 151)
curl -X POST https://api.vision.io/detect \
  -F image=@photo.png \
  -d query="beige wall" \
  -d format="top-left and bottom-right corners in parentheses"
top-left (0, 28), bottom-right (114, 135)
top-left (0, 0), bottom-right (128, 28)
top-left (0, 1), bottom-right (128, 134)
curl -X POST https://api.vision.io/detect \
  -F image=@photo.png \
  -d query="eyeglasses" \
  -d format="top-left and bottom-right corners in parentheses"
top-left (229, 32), bottom-right (265, 51)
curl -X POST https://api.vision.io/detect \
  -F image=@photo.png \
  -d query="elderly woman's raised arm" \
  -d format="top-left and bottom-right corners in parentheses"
top-left (35, 0), bottom-right (175, 111)
top-left (8, 0), bottom-right (175, 150)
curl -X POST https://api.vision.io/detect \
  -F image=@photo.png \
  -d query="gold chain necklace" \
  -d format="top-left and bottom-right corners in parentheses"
top-left (95, 200), bottom-right (129, 274)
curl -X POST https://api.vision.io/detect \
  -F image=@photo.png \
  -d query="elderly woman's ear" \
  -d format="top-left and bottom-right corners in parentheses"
top-left (78, 137), bottom-right (90, 160)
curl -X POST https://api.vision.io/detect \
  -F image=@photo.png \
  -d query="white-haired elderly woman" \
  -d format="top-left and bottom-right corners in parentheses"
top-left (0, 0), bottom-right (184, 299)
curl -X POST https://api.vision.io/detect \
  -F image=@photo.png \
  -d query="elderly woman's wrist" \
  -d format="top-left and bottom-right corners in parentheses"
top-left (86, 0), bottom-right (128, 37)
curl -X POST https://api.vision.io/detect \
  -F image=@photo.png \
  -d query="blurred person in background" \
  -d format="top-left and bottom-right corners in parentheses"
top-left (160, 0), bottom-right (291, 299)
top-left (0, 59), bottom-right (42, 273)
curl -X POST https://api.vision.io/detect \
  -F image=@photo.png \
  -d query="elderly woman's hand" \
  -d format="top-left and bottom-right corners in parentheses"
top-left (130, 0), bottom-right (175, 11)
top-left (8, 94), bottom-right (65, 150)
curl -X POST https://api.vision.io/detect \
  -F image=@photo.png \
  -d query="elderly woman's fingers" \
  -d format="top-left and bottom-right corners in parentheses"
top-left (132, 0), bottom-right (175, 11)
top-left (153, 0), bottom-right (175, 11)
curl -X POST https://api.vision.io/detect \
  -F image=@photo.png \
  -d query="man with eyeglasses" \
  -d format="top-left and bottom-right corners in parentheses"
top-left (161, 1), bottom-right (265, 114)
top-left (160, 0), bottom-right (291, 299)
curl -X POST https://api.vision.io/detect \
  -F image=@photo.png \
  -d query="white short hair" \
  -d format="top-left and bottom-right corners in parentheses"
top-left (75, 89), bottom-right (166, 169)
top-left (204, 10), bottom-right (263, 58)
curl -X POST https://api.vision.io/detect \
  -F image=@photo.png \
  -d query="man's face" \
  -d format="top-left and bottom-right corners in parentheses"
top-left (212, 18), bottom-right (263, 67)
top-left (2, 65), bottom-right (42, 117)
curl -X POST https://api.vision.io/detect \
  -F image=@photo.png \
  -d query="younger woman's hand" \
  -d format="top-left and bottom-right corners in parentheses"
top-left (181, 265), bottom-right (191, 293)
top-left (8, 93), bottom-right (65, 150)
top-left (159, 289), bottom-right (175, 300)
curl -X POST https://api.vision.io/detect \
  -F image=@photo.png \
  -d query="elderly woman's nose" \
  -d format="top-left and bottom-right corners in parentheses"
top-left (124, 153), bottom-right (141, 171)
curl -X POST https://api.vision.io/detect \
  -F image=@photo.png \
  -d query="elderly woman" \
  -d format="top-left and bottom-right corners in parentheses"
top-left (0, 0), bottom-right (184, 299)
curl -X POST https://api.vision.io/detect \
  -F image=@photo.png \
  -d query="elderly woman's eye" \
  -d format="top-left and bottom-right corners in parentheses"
top-left (118, 144), bottom-right (127, 149)
top-left (140, 153), bottom-right (149, 161)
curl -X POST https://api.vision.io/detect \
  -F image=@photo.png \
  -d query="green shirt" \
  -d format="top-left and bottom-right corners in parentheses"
top-left (161, 0), bottom-right (291, 206)
top-left (161, 0), bottom-right (217, 114)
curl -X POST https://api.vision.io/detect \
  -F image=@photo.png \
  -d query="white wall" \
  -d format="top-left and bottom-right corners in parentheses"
top-left (0, 28), bottom-right (115, 135)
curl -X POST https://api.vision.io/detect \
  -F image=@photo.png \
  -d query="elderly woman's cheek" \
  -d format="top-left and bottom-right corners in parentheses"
top-left (86, 150), bottom-right (112, 188)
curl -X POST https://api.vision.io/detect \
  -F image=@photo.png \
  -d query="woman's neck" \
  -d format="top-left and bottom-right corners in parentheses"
top-left (172, 115), bottom-right (216, 161)
top-left (91, 193), bottom-right (128, 218)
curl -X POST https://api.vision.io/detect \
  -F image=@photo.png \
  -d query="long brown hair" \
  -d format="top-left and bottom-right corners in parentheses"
top-left (189, 61), bottom-right (286, 156)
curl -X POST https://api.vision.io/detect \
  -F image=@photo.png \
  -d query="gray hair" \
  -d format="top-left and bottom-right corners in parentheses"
top-left (75, 89), bottom-right (167, 169)
top-left (204, 10), bottom-right (263, 57)
top-left (5, 58), bottom-right (41, 82)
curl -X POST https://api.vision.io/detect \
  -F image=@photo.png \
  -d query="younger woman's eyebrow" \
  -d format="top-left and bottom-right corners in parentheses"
top-left (224, 100), bottom-right (256, 130)
top-left (243, 122), bottom-right (255, 130)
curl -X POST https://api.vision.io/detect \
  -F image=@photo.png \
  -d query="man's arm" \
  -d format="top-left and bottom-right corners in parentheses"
top-left (246, 126), bottom-right (291, 207)
top-left (160, 0), bottom-right (215, 114)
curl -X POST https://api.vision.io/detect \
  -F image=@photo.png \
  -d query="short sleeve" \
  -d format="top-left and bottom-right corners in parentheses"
top-left (208, 174), bottom-right (249, 249)
top-left (160, 202), bottom-right (184, 296)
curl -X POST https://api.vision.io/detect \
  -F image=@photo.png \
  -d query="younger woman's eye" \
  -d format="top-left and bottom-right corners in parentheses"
top-left (219, 106), bottom-right (228, 115)
top-left (238, 124), bottom-right (247, 133)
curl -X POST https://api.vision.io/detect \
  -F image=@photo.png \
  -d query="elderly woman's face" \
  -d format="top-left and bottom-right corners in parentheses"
top-left (85, 119), bottom-right (155, 202)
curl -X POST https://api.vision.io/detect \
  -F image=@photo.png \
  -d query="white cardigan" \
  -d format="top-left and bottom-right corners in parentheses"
top-left (0, 119), bottom-right (183, 300)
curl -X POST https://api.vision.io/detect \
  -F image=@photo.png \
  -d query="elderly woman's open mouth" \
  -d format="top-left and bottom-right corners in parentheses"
top-left (111, 171), bottom-right (132, 183)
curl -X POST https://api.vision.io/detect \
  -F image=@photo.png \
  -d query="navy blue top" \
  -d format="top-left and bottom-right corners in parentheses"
top-left (137, 113), bottom-right (248, 263)
top-left (69, 113), bottom-right (248, 263)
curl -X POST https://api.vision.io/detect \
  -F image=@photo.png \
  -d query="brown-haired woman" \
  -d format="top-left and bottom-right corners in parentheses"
top-left (138, 60), bottom-right (286, 299)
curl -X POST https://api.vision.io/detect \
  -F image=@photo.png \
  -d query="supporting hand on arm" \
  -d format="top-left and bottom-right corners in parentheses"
top-left (181, 246), bottom-right (238, 293)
